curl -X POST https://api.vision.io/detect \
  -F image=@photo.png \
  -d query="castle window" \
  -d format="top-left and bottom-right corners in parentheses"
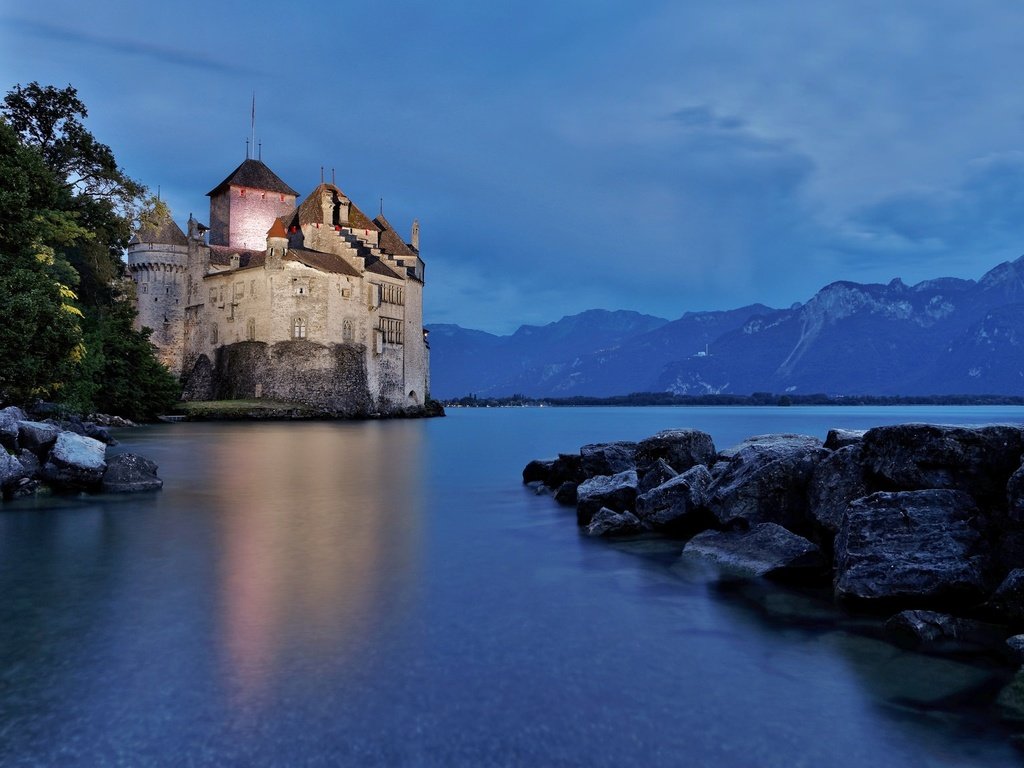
top-left (294, 279), bottom-right (309, 296)
top-left (379, 317), bottom-right (404, 345)
top-left (209, 288), bottom-right (216, 304)
top-left (342, 319), bottom-right (354, 342)
top-left (234, 282), bottom-right (244, 299)
top-left (381, 284), bottom-right (404, 305)
top-left (247, 318), bottom-right (256, 341)
top-left (250, 280), bottom-right (256, 297)
top-left (293, 316), bottom-right (306, 339)
top-left (240, 188), bottom-right (245, 197)
top-left (211, 324), bottom-right (218, 345)
top-left (141, 284), bottom-right (148, 294)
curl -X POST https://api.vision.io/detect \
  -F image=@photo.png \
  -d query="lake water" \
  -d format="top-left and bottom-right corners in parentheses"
top-left (2, 406), bottom-right (1024, 767)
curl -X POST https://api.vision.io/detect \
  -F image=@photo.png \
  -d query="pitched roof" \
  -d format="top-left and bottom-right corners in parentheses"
top-left (130, 209), bottom-right (188, 246)
top-left (267, 218), bottom-right (287, 238)
top-left (295, 183), bottom-right (380, 231)
top-left (206, 158), bottom-right (299, 197)
top-left (206, 244), bottom-right (361, 277)
top-left (373, 215), bottom-right (417, 258)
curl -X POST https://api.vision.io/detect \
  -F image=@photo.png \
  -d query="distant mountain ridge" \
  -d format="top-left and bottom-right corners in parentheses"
top-left (428, 256), bottom-right (1024, 398)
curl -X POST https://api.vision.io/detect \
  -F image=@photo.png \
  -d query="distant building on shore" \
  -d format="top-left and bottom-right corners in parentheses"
top-left (126, 157), bottom-right (429, 417)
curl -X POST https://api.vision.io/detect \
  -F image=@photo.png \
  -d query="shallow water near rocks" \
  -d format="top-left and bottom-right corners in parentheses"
top-left (2, 406), bottom-right (1024, 766)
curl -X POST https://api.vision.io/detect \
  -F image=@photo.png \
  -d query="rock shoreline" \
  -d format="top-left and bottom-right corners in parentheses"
top-left (524, 423), bottom-right (1024, 730)
top-left (0, 406), bottom-right (162, 500)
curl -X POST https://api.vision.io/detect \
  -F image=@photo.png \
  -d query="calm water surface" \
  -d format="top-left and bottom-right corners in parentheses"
top-left (2, 406), bottom-right (1024, 767)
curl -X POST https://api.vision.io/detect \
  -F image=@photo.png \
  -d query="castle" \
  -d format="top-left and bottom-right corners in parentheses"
top-left (126, 157), bottom-right (429, 417)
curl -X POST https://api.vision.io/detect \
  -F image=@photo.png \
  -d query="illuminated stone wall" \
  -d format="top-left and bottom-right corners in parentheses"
top-left (209, 186), bottom-right (295, 249)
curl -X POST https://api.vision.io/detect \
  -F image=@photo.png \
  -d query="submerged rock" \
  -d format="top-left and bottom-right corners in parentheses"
top-left (635, 464), bottom-right (712, 536)
top-left (585, 507), bottom-right (646, 537)
top-left (680, 523), bottom-right (825, 581)
top-left (883, 610), bottom-right (1007, 653)
top-left (101, 453), bottom-right (163, 493)
top-left (576, 470), bottom-right (638, 526)
top-left (834, 490), bottom-right (988, 607)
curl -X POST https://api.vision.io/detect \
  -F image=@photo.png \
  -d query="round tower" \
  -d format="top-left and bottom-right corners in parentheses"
top-left (126, 207), bottom-right (190, 375)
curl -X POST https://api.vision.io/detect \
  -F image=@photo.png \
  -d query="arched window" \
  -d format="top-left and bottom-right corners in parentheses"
top-left (342, 319), bottom-right (354, 342)
top-left (210, 324), bottom-right (218, 345)
top-left (247, 318), bottom-right (256, 341)
top-left (293, 317), bottom-right (306, 339)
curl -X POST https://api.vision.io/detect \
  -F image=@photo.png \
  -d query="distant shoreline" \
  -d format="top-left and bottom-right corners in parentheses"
top-left (444, 393), bottom-right (1024, 408)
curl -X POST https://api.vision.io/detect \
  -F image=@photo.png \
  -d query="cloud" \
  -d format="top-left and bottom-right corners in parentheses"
top-left (2, 17), bottom-right (257, 76)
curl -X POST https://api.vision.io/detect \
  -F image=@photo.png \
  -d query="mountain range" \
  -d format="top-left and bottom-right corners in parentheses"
top-left (427, 256), bottom-right (1024, 399)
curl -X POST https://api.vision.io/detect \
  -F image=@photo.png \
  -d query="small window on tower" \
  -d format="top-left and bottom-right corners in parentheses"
top-left (293, 316), bottom-right (306, 339)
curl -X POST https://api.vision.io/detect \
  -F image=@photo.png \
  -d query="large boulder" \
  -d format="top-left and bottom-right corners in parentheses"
top-left (806, 445), bottom-right (870, 539)
top-left (717, 433), bottom-right (821, 461)
top-left (679, 523), bottom-right (825, 581)
top-left (83, 422), bottom-right (117, 446)
top-left (585, 507), bottom-right (646, 537)
top-left (860, 423), bottom-right (1024, 510)
top-left (986, 569), bottom-right (1024, 625)
top-left (576, 470), bottom-right (638, 526)
top-left (101, 453), bottom-right (163, 493)
top-left (0, 406), bottom-right (26, 452)
top-left (40, 432), bottom-right (107, 490)
top-left (548, 453), bottom-right (585, 488)
top-left (635, 464), bottom-right (713, 536)
top-left (17, 420), bottom-right (61, 459)
top-left (707, 435), bottom-right (828, 533)
top-left (834, 490), bottom-right (988, 607)
top-left (634, 429), bottom-right (715, 473)
top-left (637, 457), bottom-right (678, 495)
top-left (523, 459), bottom-right (556, 485)
top-left (0, 451), bottom-right (29, 496)
top-left (580, 442), bottom-right (637, 479)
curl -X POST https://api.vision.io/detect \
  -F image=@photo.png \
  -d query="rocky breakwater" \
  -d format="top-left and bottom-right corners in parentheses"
top-left (0, 406), bottom-right (162, 500)
top-left (525, 423), bottom-right (1024, 730)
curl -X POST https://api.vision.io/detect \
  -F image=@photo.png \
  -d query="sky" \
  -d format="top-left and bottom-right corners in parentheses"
top-left (3, 1), bottom-right (1024, 334)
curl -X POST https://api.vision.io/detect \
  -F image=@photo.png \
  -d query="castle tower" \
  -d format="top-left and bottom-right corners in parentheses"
top-left (126, 207), bottom-right (190, 374)
top-left (207, 158), bottom-right (299, 249)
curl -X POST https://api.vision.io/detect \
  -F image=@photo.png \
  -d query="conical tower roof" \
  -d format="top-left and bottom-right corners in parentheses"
top-left (206, 158), bottom-right (299, 197)
top-left (130, 207), bottom-right (188, 246)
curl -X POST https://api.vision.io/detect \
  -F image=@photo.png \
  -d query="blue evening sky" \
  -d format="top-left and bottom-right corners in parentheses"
top-left (3, 1), bottom-right (1024, 333)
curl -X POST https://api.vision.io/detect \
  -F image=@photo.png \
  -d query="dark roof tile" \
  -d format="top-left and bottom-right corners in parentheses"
top-left (207, 159), bottom-right (299, 197)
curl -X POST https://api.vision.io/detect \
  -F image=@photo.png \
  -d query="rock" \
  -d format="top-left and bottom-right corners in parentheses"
top-left (834, 490), bottom-right (988, 607)
top-left (101, 453), bottom-right (162, 493)
top-left (554, 481), bottom-right (578, 506)
top-left (1009, 460), bottom-right (1024, 522)
top-left (998, 669), bottom-right (1024, 723)
top-left (635, 465), bottom-right (713, 536)
top-left (576, 470), bottom-right (638, 526)
top-left (717, 433), bottom-right (822, 461)
top-left (883, 610), bottom-right (1006, 653)
top-left (83, 423), bottom-right (116, 446)
top-left (17, 449), bottom-right (40, 478)
top-left (585, 507), bottom-right (646, 537)
top-left (707, 435), bottom-right (828, 533)
top-left (0, 406), bottom-right (26, 452)
top-left (637, 457), bottom-right (678, 495)
top-left (17, 420), bottom-right (61, 459)
top-left (987, 569), bottom-right (1024, 624)
top-left (580, 442), bottom-right (637, 479)
top-left (634, 429), bottom-right (715, 473)
top-left (680, 523), bottom-right (825, 581)
top-left (0, 451), bottom-right (29, 496)
top-left (523, 459), bottom-right (555, 485)
top-left (709, 460), bottom-right (730, 480)
top-left (1007, 635), bottom-right (1024, 664)
top-left (40, 432), bottom-right (107, 490)
top-left (807, 445), bottom-right (870, 538)
top-left (62, 418), bottom-right (87, 436)
top-left (824, 428), bottom-right (866, 450)
top-left (548, 453), bottom-right (585, 488)
top-left (860, 423), bottom-right (1024, 510)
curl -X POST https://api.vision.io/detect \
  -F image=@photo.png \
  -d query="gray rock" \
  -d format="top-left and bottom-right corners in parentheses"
top-left (860, 423), bottom-right (1024, 510)
top-left (824, 428), bottom-right (866, 450)
top-left (834, 490), bottom-right (988, 607)
top-left (17, 420), bottom-right (61, 459)
top-left (40, 432), bottom-right (107, 490)
top-left (1007, 635), bottom-right (1024, 664)
top-left (717, 433), bottom-right (822, 461)
top-left (0, 406), bottom-right (25, 453)
top-left (635, 464), bottom-right (713, 535)
top-left (883, 610), bottom-right (1006, 653)
top-left (523, 459), bottom-right (556, 485)
top-left (635, 429), bottom-right (715, 473)
top-left (0, 451), bottom-right (28, 495)
top-left (554, 481), bottom-right (578, 506)
top-left (83, 423), bottom-right (116, 446)
top-left (576, 470), bottom-right (638, 526)
top-left (580, 442), bottom-right (637, 479)
top-left (0, 406), bottom-right (28, 422)
top-left (1009, 460), bottom-right (1024, 522)
top-left (586, 507), bottom-right (646, 537)
top-left (680, 523), bottom-right (825, 580)
top-left (807, 445), bottom-right (870, 537)
top-left (101, 453), bottom-right (163, 493)
top-left (707, 435), bottom-right (828, 533)
top-left (987, 569), bottom-right (1024, 624)
top-left (548, 453), bottom-right (585, 488)
top-left (17, 449), bottom-right (40, 478)
top-left (637, 457), bottom-right (678, 495)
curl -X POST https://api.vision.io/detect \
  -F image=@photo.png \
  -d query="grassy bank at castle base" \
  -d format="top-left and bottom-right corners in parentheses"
top-left (172, 400), bottom-right (320, 420)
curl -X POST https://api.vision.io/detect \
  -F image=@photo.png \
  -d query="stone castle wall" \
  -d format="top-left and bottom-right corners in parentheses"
top-left (209, 187), bottom-right (295, 249)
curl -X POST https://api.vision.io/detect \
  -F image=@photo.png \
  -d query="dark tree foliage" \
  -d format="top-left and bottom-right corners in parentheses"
top-left (0, 83), bottom-right (181, 417)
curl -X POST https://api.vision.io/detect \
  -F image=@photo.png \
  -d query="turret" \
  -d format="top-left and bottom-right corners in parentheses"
top-left (265, 218), bottom-right (288, 270)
